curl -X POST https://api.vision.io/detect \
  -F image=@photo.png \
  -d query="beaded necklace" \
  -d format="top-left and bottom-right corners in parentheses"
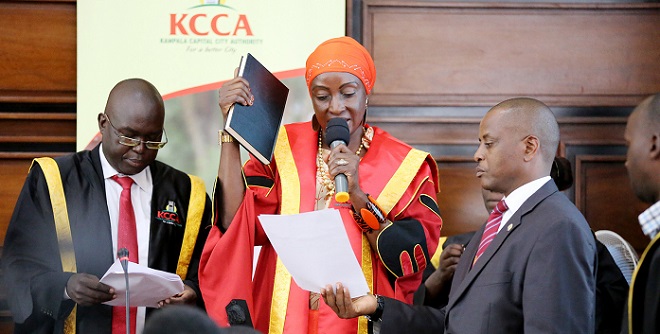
top-left (315, 127), bottom-right (369, 208)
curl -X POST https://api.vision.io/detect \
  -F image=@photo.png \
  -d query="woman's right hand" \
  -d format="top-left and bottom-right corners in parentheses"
top-left (218, 69), bottom-right (254, 122)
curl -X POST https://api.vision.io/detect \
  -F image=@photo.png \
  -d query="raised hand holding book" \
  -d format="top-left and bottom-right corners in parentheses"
top-left (224, 53), bottom-right (289, 165)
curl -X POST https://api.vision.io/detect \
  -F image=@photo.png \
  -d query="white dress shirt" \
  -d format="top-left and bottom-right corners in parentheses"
top-left (498, 176), bottom-right (551, 232)
top-left (99, 144), bottom-right (153, 333)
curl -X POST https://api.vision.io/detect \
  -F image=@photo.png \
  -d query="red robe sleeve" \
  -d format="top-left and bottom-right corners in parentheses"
top-left (378, 156), bottom-right (443, 303)
top-left (199, 157), bottom-right (280, 326)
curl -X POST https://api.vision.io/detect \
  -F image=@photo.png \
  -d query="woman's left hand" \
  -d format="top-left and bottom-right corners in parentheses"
top-left (156, 285), bottom-right (197, 308)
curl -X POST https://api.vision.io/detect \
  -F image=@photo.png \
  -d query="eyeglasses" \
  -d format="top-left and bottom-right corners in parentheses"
top-left (104, 113), bottom-right (168, 150)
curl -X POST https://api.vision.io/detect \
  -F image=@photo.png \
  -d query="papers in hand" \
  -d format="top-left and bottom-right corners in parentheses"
top-left (100, 259), bottom-right (184, 308)
top-left (258, 209), bottom-right (370, 297)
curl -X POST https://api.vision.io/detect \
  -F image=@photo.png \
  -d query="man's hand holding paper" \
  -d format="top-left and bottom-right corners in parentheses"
top-left (66, 273), bottom-right (115, 306)
top-left (100, 259), bottom-right (185, 308)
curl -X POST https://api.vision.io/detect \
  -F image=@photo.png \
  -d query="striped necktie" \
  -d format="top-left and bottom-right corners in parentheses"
top-left (474, 199), bottom-right (508, 265)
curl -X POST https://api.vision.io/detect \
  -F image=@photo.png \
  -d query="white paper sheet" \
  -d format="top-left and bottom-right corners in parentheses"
top-left (258, 209), bottom-right (370, 297)
top-left (100, 259), bottom-right (184, 308)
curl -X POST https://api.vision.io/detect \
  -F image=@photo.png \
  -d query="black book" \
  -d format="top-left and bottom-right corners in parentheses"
top-left (224, 53), bottom-right (289, 165)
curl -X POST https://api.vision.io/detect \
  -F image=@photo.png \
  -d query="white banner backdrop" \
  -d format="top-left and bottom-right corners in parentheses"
top-left (78, 0), bottom-right (345, 190)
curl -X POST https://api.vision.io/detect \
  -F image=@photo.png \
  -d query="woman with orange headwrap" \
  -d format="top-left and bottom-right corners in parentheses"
top-left (199, 37), bottom-right (442, 334)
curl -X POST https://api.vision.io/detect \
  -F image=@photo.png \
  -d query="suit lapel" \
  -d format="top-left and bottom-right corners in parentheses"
top-left (446, 181), bottom-right (559, 311)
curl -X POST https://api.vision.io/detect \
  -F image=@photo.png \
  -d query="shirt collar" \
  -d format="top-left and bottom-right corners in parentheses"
top-left (502, 176), bottom-right (552, 219)
top-left (99, 143), bottom-right (152, 192)
top-left (639, 200), bottom-right (660, 239)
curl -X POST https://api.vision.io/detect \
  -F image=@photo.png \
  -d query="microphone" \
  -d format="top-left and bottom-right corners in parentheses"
top-left (325, 118), bottom-right (351, 203)
top-left (118, 247), bottom-right (129, 272)
top-left (117, 248), bottom-right (130, 334)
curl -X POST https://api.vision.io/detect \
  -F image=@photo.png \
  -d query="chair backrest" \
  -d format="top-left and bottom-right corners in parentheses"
top-left (595, 230), bottom-right (639, 284)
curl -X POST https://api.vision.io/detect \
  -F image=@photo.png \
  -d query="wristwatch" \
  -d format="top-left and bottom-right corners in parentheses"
top-left (365, 294), bottom-right (384, 322)
top-left (219, 130), bottom-right (234, 144)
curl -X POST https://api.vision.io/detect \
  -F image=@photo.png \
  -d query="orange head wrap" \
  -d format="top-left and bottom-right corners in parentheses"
top-left (305, 36), bottom-right (377, 94)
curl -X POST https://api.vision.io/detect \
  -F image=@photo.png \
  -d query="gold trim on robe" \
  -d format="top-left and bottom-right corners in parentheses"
top-left (271, 127), bottom-right (298, 334)
top-left (176, 174), bottom-right (206, 280)
top-left (33, 158), bottom-right (77, 334)
top-left (628, 231), bottom-right (660, 333)
top-left (269, 127), bottom-right (432, 334)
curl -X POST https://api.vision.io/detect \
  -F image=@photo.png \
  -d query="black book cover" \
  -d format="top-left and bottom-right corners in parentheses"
top-left (224, 53), bottom-right (289, 165)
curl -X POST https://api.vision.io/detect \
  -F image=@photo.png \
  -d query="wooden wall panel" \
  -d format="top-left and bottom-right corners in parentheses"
top-left (0, 1), bottom-right (76, 328)
top-left (0, 157), bottom-right (33, 244)
top-left (436, 160), bottom-right (489, 237)
top-left (0, 112), bottom-right (76, 144)
top-left (575, 156), bottom-right (649, 254)
top-left (368, 117), bottom-right (478, 145)
top-left (559, 118), bottom-right (628, 145)
top-left (363, 1), bottom-right (660, 106)
top-left (0, 2), bottom-right (76, 102)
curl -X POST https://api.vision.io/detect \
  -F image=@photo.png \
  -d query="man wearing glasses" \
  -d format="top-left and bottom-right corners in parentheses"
top-left (2, 78), bottom-right (212, 333)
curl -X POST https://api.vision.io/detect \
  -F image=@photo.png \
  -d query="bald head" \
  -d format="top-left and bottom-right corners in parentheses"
top-left (474, 97), bottom-right (560, 195)
top-left (98, 78), bottom-right (165, 175)
top-left (625, 93), bottom-right (660, 204)
top-left (633, 93), bottom-right (660, 135)
top-left (490, 97), bottom-right (560, 166)
top-left (104, 78), bottom-right (164, 120)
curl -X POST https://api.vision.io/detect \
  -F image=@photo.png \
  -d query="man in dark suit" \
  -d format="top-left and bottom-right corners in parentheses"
top-left (322, 97), bottom-right (597, 333)
top-left (420, 157), bottom-right (627, 333)
top-left (2, 78), bottom-right (212, 333)
top-left (623, 93), bottom-right (660, 334)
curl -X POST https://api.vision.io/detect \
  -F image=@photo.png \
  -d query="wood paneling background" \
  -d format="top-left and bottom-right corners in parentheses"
top-left (362, 1), bottom-right (660, 107)
top-left (358, 0), bottom-right (659, 257)
top-left (0, 1), bottom-right (76, 330)
top-left (0, 0), bottom-right (658, 331)
top-left (0, 1), bottom-right (76, 101)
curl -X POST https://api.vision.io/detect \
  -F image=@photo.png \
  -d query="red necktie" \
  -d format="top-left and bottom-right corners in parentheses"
top-left (110, 175), bottom-right (137, 334)
top-left (473, 199), bottom-right (508, 265)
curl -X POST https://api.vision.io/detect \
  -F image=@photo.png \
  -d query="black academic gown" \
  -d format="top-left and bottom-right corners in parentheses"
top-left (626, 231), bottom-right (660, 334)
top-left (2, 145), bottom-right (212, 333)
top-left (594, 238), bottom-right (628, 334)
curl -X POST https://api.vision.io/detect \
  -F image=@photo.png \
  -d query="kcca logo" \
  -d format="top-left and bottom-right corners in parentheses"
top-left (157, 201), bottom-right (182, 227)
top-left (169, 0), bottom-right (253, 37)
